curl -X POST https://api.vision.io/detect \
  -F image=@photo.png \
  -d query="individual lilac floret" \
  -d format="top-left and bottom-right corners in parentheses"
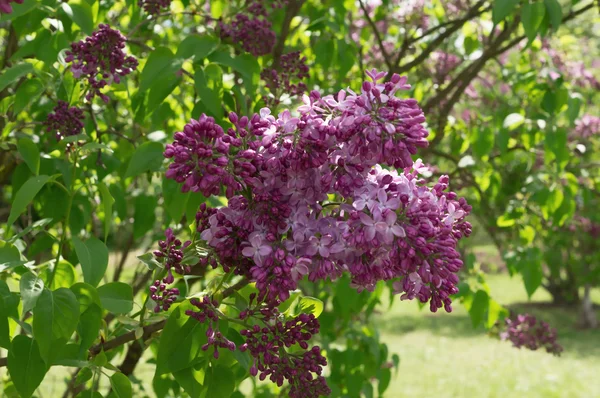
top-left (501, 314), bottom-right (563, 356)
top-left (65, 24), bottom-right (138, 102)
top-left (45, 101), bottom-right (85, 146)
top-left (218, 1), bottom-right (276, 56)
top-left (0, 0), bottom-right (23, 14)
top-left (138, 0), bottom-right (171, 15)
top-left (261, 51), bottom-right (309, 107)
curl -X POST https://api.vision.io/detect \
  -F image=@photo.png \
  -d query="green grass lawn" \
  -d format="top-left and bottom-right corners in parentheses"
top-left (375, 273), bottom-right (600, 398)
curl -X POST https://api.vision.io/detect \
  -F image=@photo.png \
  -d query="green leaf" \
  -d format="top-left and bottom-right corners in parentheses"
top-left (110, 372), bottom-right (133, 398)
top-left (7, 335), bottom-right (48, 398)
top-left (173, 367), bottom-right (205, 397)
top-left (470, 127), bottom-right (494, 159)
top-left (7, 175), bottom-right (52, 226)
top-left (176, 35), bottom-right (220, 60)
top-left (147, 75), bottom-right (182, 113)
top-left (77, 303), bottom-right (102, 357)
top-left (137, 252), bottom-right (162, 271)
top-left (0, 240), bottom-right (21, 272)
top-left (98, 182), bottom-right (114, 241)
top-left (72, 237), bottom-right (109, 287)
top-left (163, 178), bottom-right (190, 222)
top-left (17, 137), bottom-right (40, 176)
top-left (97, 282), bottom-right (133, 314)
top-left (133, 195), bottom-right (157, 239)
top-left (206, 365), bottom-right (235, 398)
top-left (70, 282), bottom-right (102, 314)
top-left (468, 290), bottom-right (489, 327)
top-left (486, 299), bottom-right (508, 328)
top-left (377, 368), bottom-right (392, 396)
top-left (208, 50), bottom-right (260, 81)
top-left (125, 141), bottom-right (164, 177)
top-left (139, 47), bottom-right (177, 93)
top-left (492, 0), bottom-right (519, 24)
top-left (155, 304), bottom-right (208, 376)
top-left (522, 260), bottom-right (543, 298)
top-left (194, 64), bottom-right (223, 117)
top-left (521, 1), bottom-right (546, 42)
top-left (544, 0), bottom-right (562, 31)
top-left (63, 2), bottom-right (95, 35)
top-left (33, 288), bottom-right (80, 365)
top-left (298, 296), bottom-right (324, 318)
top-left (20, 271), bottom-right (44, 316)
top-left (13, 79), bottom-right (44, 114)
top-left (75, 367), bottom-right (93, 386)
top-left (566, 93), bottom-right (583, 125)
top-left (0, 63), bottom-right (33, 92)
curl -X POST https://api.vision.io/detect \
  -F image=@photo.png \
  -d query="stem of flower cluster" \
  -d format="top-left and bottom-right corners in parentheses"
top-left (48, 151), bottom-right (78, 287)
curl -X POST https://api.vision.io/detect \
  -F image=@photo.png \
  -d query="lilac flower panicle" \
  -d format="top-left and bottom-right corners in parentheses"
top-left (501, 314), bottom-right (563, 356)
top-left (45, 101), bottom-right (85, 146)
top-left (166, 68), bottom-right (473, 397)
top-left (0, 0), bottom-right (23, 14)
top-left (149, 229), bottom-right (191, 312)
top-left (218, 1), bottom-right (276, 56)
top-left (262, 51), bottom-right (309, 107)
top-left (65, 24), bottom-right (138, 102)
top-left (138, 0), bottom-right (171, 15)
top-left (166, 68), bottom-right (472, 314)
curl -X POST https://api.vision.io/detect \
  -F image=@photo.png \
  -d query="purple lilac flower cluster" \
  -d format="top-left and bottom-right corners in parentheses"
top-left (218, 1), bottom-right (276, 56)
top-left (138, 0), bottom-right (171, 15)
top-left (261, 51), bottom-right (309, 107)
top-left (501, 314), bottom-right (563, 356)
top-left (45, 101), bottom-right (85, 149)
top-left (166, 68), bottom-right (470, 396)
top-left (150, 228), bottom-right (191, 312)
top-left (574, 115), bottom-right (600, 139)
top-left (0, 0), bottom-right (22, 14)
top-left (168, 68), bottom-right (471, 311)
top-left (239, 303), bottom-right (330, 398)
top-left (65, 24), bottom-right (138, 102)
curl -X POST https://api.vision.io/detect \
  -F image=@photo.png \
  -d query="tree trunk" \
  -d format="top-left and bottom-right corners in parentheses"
top-left (580, 284), bottom-right (598, 329)
top-left (545, 281), bottom-right (580, 306)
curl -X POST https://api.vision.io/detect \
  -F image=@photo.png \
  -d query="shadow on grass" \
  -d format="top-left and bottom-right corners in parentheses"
top-left (377, 302), bottom-right (600, 360)
top-left (376, 312), bottom-right (482, 338)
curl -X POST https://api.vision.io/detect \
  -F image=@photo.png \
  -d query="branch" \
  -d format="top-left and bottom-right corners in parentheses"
top-left (358, 0), bottom-right (393, 71)
top-left (393, 0), bottom-right (488, 73)
top-left (272, 0), bottom-right (305, 70)
top-left (0, 279), bottom-right (251, 369)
